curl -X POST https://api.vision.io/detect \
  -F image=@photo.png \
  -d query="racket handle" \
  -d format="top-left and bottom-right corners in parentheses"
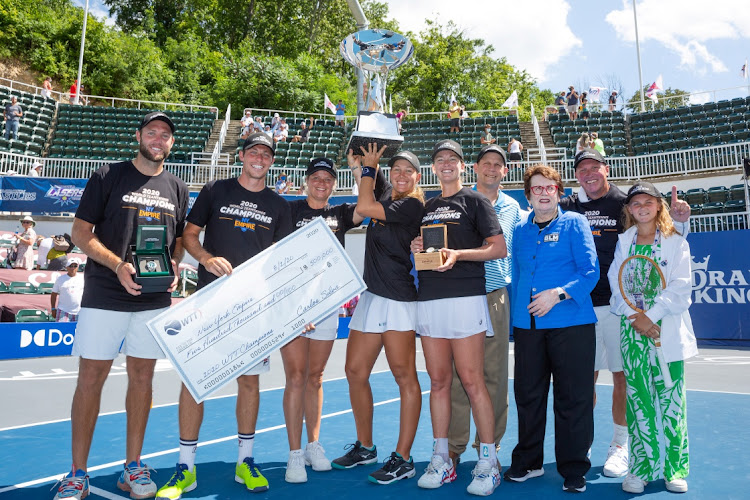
top-left (654, 339), bottom-right (674, 389)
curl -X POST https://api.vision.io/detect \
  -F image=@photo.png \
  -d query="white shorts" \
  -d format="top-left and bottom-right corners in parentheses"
top-left (301, 311), bottom-right (338, 341)
top-left (73, 307), bottom-right (169, 360)
top-left (594, 305), bottom-right (623, 372)
top-left (417, 295), bottom-right (494, 339)
top-left (348, 291), bottom-right (417, 333)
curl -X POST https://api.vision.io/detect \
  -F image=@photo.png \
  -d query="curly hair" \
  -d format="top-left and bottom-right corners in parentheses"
top-left (523, 164), bottom-right (564, 199)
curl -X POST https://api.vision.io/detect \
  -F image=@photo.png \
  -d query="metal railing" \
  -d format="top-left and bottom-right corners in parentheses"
top-left (1, 140), bottom-right (748, 190)
top-left (1, 77), bottom-right (218, 116)
top-left (529, 104), bottom-right (545, 163)
top-left (211, 104), bottom-right (232, 165)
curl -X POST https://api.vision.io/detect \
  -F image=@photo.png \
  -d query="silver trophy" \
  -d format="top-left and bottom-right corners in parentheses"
top-left (340, 29), bottom-right (413, 158)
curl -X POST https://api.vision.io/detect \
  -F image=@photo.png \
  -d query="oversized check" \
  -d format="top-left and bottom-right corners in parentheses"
top-left (147, 217), bottom-right (366, 403)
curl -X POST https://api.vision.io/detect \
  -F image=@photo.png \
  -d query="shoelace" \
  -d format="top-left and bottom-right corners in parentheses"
top-left (242, 458), bottom-right (262, 477)
top-left (380, 455), bottom-right (401, 472)
top-left (165, 466), bottom-right (186, 486)
top-left (343, 442), bottom-right (363, 457)
top-left (125, 464), bottom-right (154, 485)
top-left (289, 453), bottom-right (306, 468)
top-left (472, 462), bottom-right (492, 479)
top-left (51, 474), bottom-right (86, 496)
top-left (425, 456), bottom-right (444, 474)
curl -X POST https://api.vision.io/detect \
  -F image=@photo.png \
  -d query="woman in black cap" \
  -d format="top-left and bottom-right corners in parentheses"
top-left (411, 139), bottom-right (507, 496)
top-left (331, 146), bottom-right (425, 486)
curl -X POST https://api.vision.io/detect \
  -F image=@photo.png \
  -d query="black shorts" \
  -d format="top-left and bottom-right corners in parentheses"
top-left (450, 118), bottom-right (460, 128)
top-left (509, 152), bottom-right (523, 161)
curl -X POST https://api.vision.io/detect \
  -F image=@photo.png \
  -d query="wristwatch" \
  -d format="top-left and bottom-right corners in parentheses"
top-left (556, 287), bottom-right (567, 301)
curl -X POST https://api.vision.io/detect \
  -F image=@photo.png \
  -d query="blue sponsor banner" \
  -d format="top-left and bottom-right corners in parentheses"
top-left (0, 322), bottom-right (76, 360)
top-left (687, 230), bottom-right (750, 346)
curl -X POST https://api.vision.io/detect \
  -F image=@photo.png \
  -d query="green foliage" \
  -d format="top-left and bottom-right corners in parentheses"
top-left (1, 0), bottom-right (553, 122)
top-left (626, 86), bottom-right (691, 112)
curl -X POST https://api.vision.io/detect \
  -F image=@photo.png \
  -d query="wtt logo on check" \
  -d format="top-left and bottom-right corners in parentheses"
top-left (164, 309), bottom-right (203, 336)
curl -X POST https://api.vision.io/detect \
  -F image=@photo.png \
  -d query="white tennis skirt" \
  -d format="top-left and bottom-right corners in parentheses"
top-left (417, 295), bottom-right (494, 339)
top-left (348, 290), bottom-right (417, 334)
top-left (301, 311), bottom-right (338, 341)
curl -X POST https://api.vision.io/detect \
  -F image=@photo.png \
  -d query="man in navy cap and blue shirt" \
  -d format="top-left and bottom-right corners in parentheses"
top-left (559, 147), bottom-right (690, 478)
top-left (55, 112), bottom-right (189, 500)
top-left (156, 132), bottom-right (292, 499)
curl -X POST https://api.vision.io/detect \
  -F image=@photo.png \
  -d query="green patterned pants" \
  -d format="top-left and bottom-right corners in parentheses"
top-left (620, 318), bottom-right (690, 481)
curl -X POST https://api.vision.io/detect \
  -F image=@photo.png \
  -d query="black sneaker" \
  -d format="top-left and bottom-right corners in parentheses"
top-left (503, 467), bottom-right (544, 482)
top-left (563, 475), bottom-right (586, 493)
top-left (368, 452), bottom-right (416, 485)
top-left (331, 441), bottom-right (377, 469)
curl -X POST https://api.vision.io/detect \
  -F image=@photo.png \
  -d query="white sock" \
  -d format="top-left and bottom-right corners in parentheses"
top-left (178, 438), bottom-right (198, 470)
top-left (433, 438), bottom-right (449, 462)
top-left (238, 432), bottom-right (255, 463)
top-left (479, 443), bottom-right (497, 465)
top-left (612, 424), bottom-right (629, 448)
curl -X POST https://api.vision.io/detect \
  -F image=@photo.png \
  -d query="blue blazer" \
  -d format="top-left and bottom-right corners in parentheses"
top-left (511, 206), bottom-right (599, 329)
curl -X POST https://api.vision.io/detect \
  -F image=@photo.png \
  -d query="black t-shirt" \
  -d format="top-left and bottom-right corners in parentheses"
top-left (363, 196), bottom-right (423, 301)
top-left (560, 184), bottom-right (626, 306)
top-left (418, 187), bottom-right (503, 301)
top-left (187, 178), bottom-right (292, 289)
top-left (289, 199), bottom-right (357, 247)
top-left (76, 161), bottom-right (188, 311)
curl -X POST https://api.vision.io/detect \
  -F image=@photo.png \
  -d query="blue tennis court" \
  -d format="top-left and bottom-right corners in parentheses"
top-left (1, 369), bottom-right (748, 499)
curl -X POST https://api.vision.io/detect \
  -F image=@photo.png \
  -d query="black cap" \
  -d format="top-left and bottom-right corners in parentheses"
top-left (306, 157), bottom-right (336, 177)
top-left (625, 181), bottom-right (662, 204)
top-left (476, 144), bottom-right (507, 165)
top-left (432, 139), bottom-right (464, 161)
top-left (388, 150), bottom-right (420, 169)
top-left (573, 147), bottom-right (606, 170)
top-left (243, 132), bottom-right (275, 154)
top-left (139, 112), bottom-right (175, 133)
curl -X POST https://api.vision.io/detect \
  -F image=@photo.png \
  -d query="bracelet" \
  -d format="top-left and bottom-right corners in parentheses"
top-left (361, 166), bottom-right (376, 178)
top-left (114, 261), bottom-right (125, 274)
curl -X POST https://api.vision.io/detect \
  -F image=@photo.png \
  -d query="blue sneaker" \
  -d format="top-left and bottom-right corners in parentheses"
top-left (52, 469), bottom-right (89, 499)
top-left (117, 461), bottom-right (157, 499)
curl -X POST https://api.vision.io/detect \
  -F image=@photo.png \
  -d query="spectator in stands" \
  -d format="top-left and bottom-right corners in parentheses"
top-left (42, 77), bottom-right (54, 100)
top-left (275, 174), bottom-right (290, 194)
top-left (264, 124), bottom-right (272, 138)
top-left (241, 111), bottom-right (254, 138)
top-left (591, 132), bottom-right (606, 156)
top-left (47, 234), bottom-right (74, 271)
top-left (396, 109), bottom-right (407, 133)
top-left (567, 86), bottom-right (579, 120)
top-left (480, 124), bottom-right (496, 145)
top-left (555, 92), bottom-right (567, 115)
top-left (29, 161), bottom-right (43, 177)
top-left (4, 96), bottom-right (23, 140)
top-left (36, 235), bottom-right (53, 269)
top-left (69, 80), bottom-right (78, 103)
top-left (580, 92), bottom-right (590, 120)
top-left (448, 100), bottom-right (462, 133)
top-left (51, 258), bottom-right (84, 322)
top-left (507, 137), bottom-right (523, 162)
top-left (273, 124), bottom-right (288, 143)
top-left (576, 133), bottom-right (591, 154)
top-left (253, 115), bottom-right (264, 132)
top-left (13, 216), bottom-right (36, 270)
top-left (608, 91), bottom-right (618, 112)
top-left (335, 100), bottom-right (346, 127)
top-left (292, 117), bottom-right (314, 143)
top-left (271, 113), bottom-right (282, 132)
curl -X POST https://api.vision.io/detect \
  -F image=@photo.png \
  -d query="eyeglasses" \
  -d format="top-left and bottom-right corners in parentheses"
top-left (530, 185), bottom-right (559, 195)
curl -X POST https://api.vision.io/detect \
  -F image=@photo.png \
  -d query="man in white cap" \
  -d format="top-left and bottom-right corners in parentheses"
top-left (51, 258), bottom-right (84, 322)
top-left (29, 161), bottom-right (43, 177)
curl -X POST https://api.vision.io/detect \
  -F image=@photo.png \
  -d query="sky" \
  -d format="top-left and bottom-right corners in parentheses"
top-left (73, 0), bottom-right (750, 107)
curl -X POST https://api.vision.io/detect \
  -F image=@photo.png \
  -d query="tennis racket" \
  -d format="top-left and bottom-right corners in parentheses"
top-left (618, 254), bottom-right (674, 389)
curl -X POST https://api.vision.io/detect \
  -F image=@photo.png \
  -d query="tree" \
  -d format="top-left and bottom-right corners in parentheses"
top-left (626, 86), bottom-right (690, 112)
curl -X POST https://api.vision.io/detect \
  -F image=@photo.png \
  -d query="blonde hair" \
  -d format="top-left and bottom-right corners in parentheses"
top-left (393, 184), bottom-right (425, 204)
top-left (623, 197), bottom-right (680, 237)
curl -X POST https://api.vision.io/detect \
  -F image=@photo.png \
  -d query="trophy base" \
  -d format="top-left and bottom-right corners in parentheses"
top-left (414, 251), bottom-right (445, 271)
top-left (347, 132), bottom-right (404, 159)
top-left (346, 111), bottom-right (404, 158)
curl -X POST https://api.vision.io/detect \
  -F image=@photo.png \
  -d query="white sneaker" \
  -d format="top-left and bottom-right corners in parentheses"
top-left (304, 441), bottom-right (332, 471)
top-left (603, 445), bottom-right (629, 478)
top-left (285, 449), bottom-right (307, 483)
top-left (466, 460), bottom-right (500, 496)
top-left (622, 473), bottom-right (647, 494)
top-left (665, 478), bottom-right (688, 493)
top-left (117, 461), bottom-right (157, 499)
top-left (417, 455), bottom-right (456, 489)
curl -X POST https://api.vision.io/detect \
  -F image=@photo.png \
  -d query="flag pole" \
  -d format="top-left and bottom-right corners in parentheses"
top-left (633, 0), bottom-right (645, 113)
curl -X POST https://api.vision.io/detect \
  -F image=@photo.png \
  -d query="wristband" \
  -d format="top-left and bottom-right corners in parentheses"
top-left (114, 261), bottom-right (125, 274)
top-left (361, 166), bottom-right (376, 178)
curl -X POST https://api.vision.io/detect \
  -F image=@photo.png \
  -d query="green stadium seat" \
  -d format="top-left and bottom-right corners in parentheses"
top-left (728, 184), bottom-right (746, 201)
top-left (707, 186), bottom-right (728, 203)
top-left (702, 201), bottom-right (724, 215)
top-left (724, 199), bottom-right (746, 212)
top-left (15, 309), bottom-right (50, 322)
top-left (10, 281), bottom-right (38, 294)
top-left (685, 188), bottom-right (706, 205)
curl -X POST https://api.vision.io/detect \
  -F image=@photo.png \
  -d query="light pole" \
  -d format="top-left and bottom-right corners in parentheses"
top-left (633, 0), bottom-right (645, 113)
top-left (73, 0), bottom-right (90, 105)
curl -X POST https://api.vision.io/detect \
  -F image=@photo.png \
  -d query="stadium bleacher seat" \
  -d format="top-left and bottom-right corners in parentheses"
top-left (15, 309), bottom-right (50, 322)
top-left (0, 86), bottom-right (54, 158)
top-left (9, 281), bottom-right (38, 294)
